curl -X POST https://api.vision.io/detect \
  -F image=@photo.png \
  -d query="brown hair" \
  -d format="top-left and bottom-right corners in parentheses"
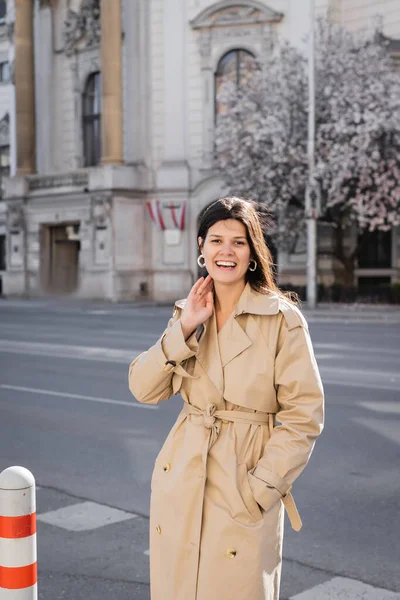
top-left (197, 197), bottom-right (298, 304)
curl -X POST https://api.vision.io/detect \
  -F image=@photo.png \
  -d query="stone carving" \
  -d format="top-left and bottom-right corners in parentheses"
top-left (5, 21), bottom-right (13, 42)
top-left (7, 203), bottom-right (25, 232)
top-left (190, 1), bottom-right (283, 29)
top-left (198, 29), bottom-right (212, 58)
top-left (0, 112), bottom-right (9, 146)
top-left (63, 0), bottom-right (101, 56)
top-left (28, 172), bottom-right (89, 191)
top-left (0, 24), bottom-right (8, 41)
top-left (91, 194), bottom-right (111, 228)
top-left (213, 7), bottom-right (263, 25)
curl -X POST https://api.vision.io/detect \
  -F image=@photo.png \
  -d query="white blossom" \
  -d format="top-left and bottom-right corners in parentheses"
top-left (215, 19), bottom-right (400, 279)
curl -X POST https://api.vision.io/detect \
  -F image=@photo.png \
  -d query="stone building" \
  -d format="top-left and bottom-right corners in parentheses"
top-left (0, 0), bottom-right (399, 301)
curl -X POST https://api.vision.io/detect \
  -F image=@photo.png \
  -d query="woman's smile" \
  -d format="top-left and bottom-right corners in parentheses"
top-left (200, 219), bottom-right (251, 283)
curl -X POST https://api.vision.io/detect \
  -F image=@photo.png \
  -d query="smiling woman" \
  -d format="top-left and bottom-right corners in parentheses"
top-left (128, 196), bottom-right (324, 600)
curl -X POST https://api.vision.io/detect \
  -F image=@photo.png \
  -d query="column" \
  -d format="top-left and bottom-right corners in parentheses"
top-left (100, 0), bottom-right (123, 164)
top-left (15, 0), bottom-right (36, 175)
top-left (156, 0), bottom-right (189, 188)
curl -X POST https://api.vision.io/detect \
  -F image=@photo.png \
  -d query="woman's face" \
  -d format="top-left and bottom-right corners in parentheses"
top-left (198, 219), bottom-right (252, 286)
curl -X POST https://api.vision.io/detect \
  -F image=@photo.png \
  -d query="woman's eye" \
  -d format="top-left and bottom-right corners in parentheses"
top-left (236, 241), bottom-right (244, 245)
top-left (212, 239), bottom-right (221, 243)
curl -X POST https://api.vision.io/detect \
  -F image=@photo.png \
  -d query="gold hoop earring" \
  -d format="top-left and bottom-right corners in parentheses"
top-left (197, 255), bottom-right (206, 268)
top-left (248, 260), bottom-right (257, 272)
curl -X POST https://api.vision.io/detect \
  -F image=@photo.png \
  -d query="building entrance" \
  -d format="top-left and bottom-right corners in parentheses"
top-left (41, 224), bottom-right (80, 295)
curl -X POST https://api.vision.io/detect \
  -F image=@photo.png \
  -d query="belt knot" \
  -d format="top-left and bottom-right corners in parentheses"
top-left (203, 403), bottom-right (216, 429)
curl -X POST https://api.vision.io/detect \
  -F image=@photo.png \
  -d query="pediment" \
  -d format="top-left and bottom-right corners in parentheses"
top-left (190, 0), bottom-right (283, 29)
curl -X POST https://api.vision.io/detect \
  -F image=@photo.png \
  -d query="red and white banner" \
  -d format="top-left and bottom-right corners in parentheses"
top-left (146, 200), bottom-right (186, 232)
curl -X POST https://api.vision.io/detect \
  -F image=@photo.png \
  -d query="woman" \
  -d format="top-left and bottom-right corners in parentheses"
top-left (129, 197), bottom-right (324, 600)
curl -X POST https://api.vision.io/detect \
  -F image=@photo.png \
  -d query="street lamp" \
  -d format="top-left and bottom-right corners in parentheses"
top-left (305, 0), bottom-right (318, 308)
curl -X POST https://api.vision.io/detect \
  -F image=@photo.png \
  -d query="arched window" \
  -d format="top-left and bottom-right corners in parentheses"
top-left (215, 49), bottom-right (256, 117)
top-left (82, 72), bottom-right (101, 167)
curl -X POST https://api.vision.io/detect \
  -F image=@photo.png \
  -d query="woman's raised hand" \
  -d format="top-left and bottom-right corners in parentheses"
top-left (180, 275), bottom-right (214, 340)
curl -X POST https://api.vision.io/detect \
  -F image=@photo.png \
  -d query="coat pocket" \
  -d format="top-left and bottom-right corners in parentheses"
top-left (237, 462), bottom-right (264, 523)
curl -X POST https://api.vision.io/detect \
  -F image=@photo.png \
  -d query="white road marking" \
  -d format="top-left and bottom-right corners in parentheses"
top-left (290, 576), bottom-right (400, 599)
top-left (353, 417), bottom-right (400, 446)
top-left (37, 501), bottom-right (137, 532)
top-left (0, 384), bottom-right (158, 410)
top-left (0, 339), bottom-right (140, 364)
top-left (314, 342), bottom-right (399, 356)
top-left (360, 401), bottom-right (400, 414)
top-left (144, 549), bottom-right (150, 556)
top-left (319, 366), bottom-right (400, 391)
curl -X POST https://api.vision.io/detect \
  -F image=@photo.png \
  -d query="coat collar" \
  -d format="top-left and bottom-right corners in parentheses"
top-left (174, 282), bottom-right (280, 316)
top-left (234, 282), bottom-right (280, 316)
top-left (174, 284), bottom-right (279, 397)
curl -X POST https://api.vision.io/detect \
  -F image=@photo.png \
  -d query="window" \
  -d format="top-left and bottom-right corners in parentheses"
top-left (82, 71), bottom-right (101, 167)
top-left (0, 62), bottom-right (9, 82)
top-left (0, 234), bottom-right (5, 271)
top-left (358, 229), bottom-right (392, 269)
top-left (0, 1), bottom-right (6, 25)
top-left (215, 49), bottom-right (256, 117)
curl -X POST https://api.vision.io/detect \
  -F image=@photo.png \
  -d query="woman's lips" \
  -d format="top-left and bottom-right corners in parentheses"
top-left (215, 262), bottom-right (237, 270)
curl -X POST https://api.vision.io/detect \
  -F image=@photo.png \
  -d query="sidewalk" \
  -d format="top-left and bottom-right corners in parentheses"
top-left (1, 295), bottom-right (399, 322)
top-left (301, 301), bottom-right (400, 323)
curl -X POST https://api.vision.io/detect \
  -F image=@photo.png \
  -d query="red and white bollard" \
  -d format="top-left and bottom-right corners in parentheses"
top-left (0, 467), bottom-right (37, 599)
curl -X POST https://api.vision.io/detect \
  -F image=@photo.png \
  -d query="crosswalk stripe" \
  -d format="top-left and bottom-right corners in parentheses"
top-left (37, 501), bottom-right (138, 532)
top-left (290, 576), bottom-right (400, 599)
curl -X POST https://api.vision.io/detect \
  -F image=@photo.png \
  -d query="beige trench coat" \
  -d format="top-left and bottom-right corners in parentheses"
top-left (128, 283), bottom-right (324, 600)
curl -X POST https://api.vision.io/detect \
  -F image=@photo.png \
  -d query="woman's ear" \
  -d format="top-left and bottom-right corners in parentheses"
top-left (197, 236), bottom-right (203, 251)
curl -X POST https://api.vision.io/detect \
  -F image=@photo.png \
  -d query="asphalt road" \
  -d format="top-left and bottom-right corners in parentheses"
top-left (0, 298), bottom-right (399, 600)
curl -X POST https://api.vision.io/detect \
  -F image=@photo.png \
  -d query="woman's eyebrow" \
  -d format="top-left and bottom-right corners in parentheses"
top-left (208, 234), bottom-right (247, 239)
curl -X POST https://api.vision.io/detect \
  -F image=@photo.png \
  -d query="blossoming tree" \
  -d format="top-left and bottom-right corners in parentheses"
top-left (214, 20), bottom-right (400, 286)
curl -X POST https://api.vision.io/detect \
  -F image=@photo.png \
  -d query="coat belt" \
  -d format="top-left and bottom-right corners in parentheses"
top-left (182, 402), bottom-right (302, 531)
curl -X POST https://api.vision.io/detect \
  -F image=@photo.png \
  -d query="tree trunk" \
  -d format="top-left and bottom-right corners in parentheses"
top-left (333, 223), bottom-right (355, 284)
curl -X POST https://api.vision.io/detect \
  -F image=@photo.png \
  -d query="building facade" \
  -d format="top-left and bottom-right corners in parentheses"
top-left (0, 0), bottom-right (399, 301)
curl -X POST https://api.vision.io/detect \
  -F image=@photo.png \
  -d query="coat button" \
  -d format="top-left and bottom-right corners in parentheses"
top-left (156, 525), bottom-right (162, 534)
top-left (163, 463), bottom-right (171, 472)
top-left (225, 548), bottom-right (237, 558)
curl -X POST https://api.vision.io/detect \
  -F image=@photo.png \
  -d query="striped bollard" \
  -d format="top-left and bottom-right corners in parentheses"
top-left (0, 467), bottom-right (37, 599)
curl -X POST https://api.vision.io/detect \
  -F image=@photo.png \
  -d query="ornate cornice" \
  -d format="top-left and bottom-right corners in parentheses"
top-left (190, 0), bottom-right (283, 29)
top-left (28, 172), bottom-right (89, 191)
top-left (63, 0), bottom-right (100, 56)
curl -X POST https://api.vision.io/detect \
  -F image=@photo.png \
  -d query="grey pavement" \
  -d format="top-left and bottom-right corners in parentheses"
top-left (0, 299), bottom-right (399, 599)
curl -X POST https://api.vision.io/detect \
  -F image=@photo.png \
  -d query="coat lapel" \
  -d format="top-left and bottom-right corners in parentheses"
top-left (217, 315), bottom-right (252, 368)
top-left (195, 311), bottom-right (224, 396)
top-left (175, 283), bottom-right (280, 395)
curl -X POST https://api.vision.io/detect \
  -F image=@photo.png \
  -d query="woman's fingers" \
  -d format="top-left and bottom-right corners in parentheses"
top-left (205, 290), bottom-right (214, 311)
top-left (195, 275), bottom-right (213, 297)
top-left (191, 277), bottom-right (205, 297)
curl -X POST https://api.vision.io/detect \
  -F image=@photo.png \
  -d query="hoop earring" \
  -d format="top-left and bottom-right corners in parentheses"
top-left (197, 254), bottom-right (206, 268)
top-left (248, 260), bottom-right (257, 272)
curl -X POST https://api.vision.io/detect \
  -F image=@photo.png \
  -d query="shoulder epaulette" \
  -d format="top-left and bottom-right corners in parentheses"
top-left (278, 299), bottom-right (307, 331)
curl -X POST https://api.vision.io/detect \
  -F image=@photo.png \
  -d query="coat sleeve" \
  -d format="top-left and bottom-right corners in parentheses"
top-left (248, 309), bottom-right (324, 513)
top-left (128, 307), bottom-right (200, 404)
